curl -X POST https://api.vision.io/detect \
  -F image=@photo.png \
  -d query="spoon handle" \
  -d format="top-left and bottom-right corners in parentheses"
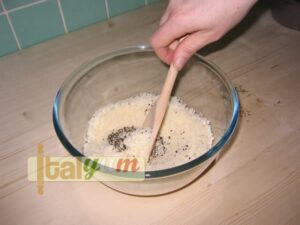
top-left (145, 64), bottom-right (178, 161)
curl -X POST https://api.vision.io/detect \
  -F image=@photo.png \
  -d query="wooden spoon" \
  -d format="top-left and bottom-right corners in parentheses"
top-left (143, 39), bottom-right (184, 162)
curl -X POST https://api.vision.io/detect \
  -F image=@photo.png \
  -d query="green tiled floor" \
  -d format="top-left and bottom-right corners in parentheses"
top-left (0, 15), bottom-right (19, 56)
top-left (60, 0), bottom-right (107, 32)
top-left (10, 0), bottom-right (65, 48)
top-left (108, 0), bottom-right (145, 17)
top-left (3, 0), bottom-right (40, 10)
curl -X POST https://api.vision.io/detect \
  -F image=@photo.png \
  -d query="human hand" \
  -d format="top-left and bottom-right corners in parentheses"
top-left (151, 0), bottom-right (258, 70)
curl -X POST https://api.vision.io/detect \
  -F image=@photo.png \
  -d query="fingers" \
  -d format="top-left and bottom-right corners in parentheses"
top-left (173, 31), bottom-right (213, 70)
top-left (159, 5), bottom-right (171, 25)
top-left (153, 36), bottom-right (186, 65)
top-left (151, 16), bottom-right (188, 50)
top-left (154, 47), bottom-right (174, 65)
top-left (151, 15), bottom-right (192, 64)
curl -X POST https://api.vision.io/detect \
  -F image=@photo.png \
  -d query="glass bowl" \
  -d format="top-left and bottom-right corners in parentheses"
top-left (53, 45), bottom-right (239, 196)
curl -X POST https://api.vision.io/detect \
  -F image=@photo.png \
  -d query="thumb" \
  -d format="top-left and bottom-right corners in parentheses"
top-left (173, 31), bottom-right (211, 71)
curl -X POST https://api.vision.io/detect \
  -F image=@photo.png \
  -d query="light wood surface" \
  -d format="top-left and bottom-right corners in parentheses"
top-left (0, 2), bottom-right (300, 225)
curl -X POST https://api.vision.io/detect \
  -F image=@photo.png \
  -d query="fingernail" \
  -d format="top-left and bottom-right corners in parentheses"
top-left (169, 40), bottom-right (179, 50)
top-left (174, 57), bottom-right (186, 71)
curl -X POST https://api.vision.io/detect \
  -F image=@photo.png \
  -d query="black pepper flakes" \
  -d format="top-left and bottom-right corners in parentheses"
top-left (107, 126), bottom-right (136, 152)
top-left (149, 136), bottom-right (167, 160)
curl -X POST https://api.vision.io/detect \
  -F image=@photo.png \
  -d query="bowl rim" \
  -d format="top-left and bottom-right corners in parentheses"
top-left (52, 45), bottom-right (240, 179)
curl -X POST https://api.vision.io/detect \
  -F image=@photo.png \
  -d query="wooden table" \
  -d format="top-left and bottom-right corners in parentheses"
top-left (1, 2), bottom-right (299, 225)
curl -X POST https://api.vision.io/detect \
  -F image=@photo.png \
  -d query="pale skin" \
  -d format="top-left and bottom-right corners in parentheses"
top-left (151, 0), bottom-right (258, 70)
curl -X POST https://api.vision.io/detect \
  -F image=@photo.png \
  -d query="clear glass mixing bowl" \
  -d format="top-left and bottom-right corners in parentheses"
top-left (53, 45), bottom-right (239, 196)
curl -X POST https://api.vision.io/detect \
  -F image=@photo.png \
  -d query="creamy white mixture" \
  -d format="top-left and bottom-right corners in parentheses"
top-left (84, 93), bottom-right (213, 171)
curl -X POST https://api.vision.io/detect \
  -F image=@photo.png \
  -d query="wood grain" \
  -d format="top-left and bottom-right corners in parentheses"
top-left (0, 1), bottom-right (299, 225)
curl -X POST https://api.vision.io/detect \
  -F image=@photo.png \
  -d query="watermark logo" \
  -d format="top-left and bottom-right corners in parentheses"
top-left (28, 144), bottom-right (145, 195)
